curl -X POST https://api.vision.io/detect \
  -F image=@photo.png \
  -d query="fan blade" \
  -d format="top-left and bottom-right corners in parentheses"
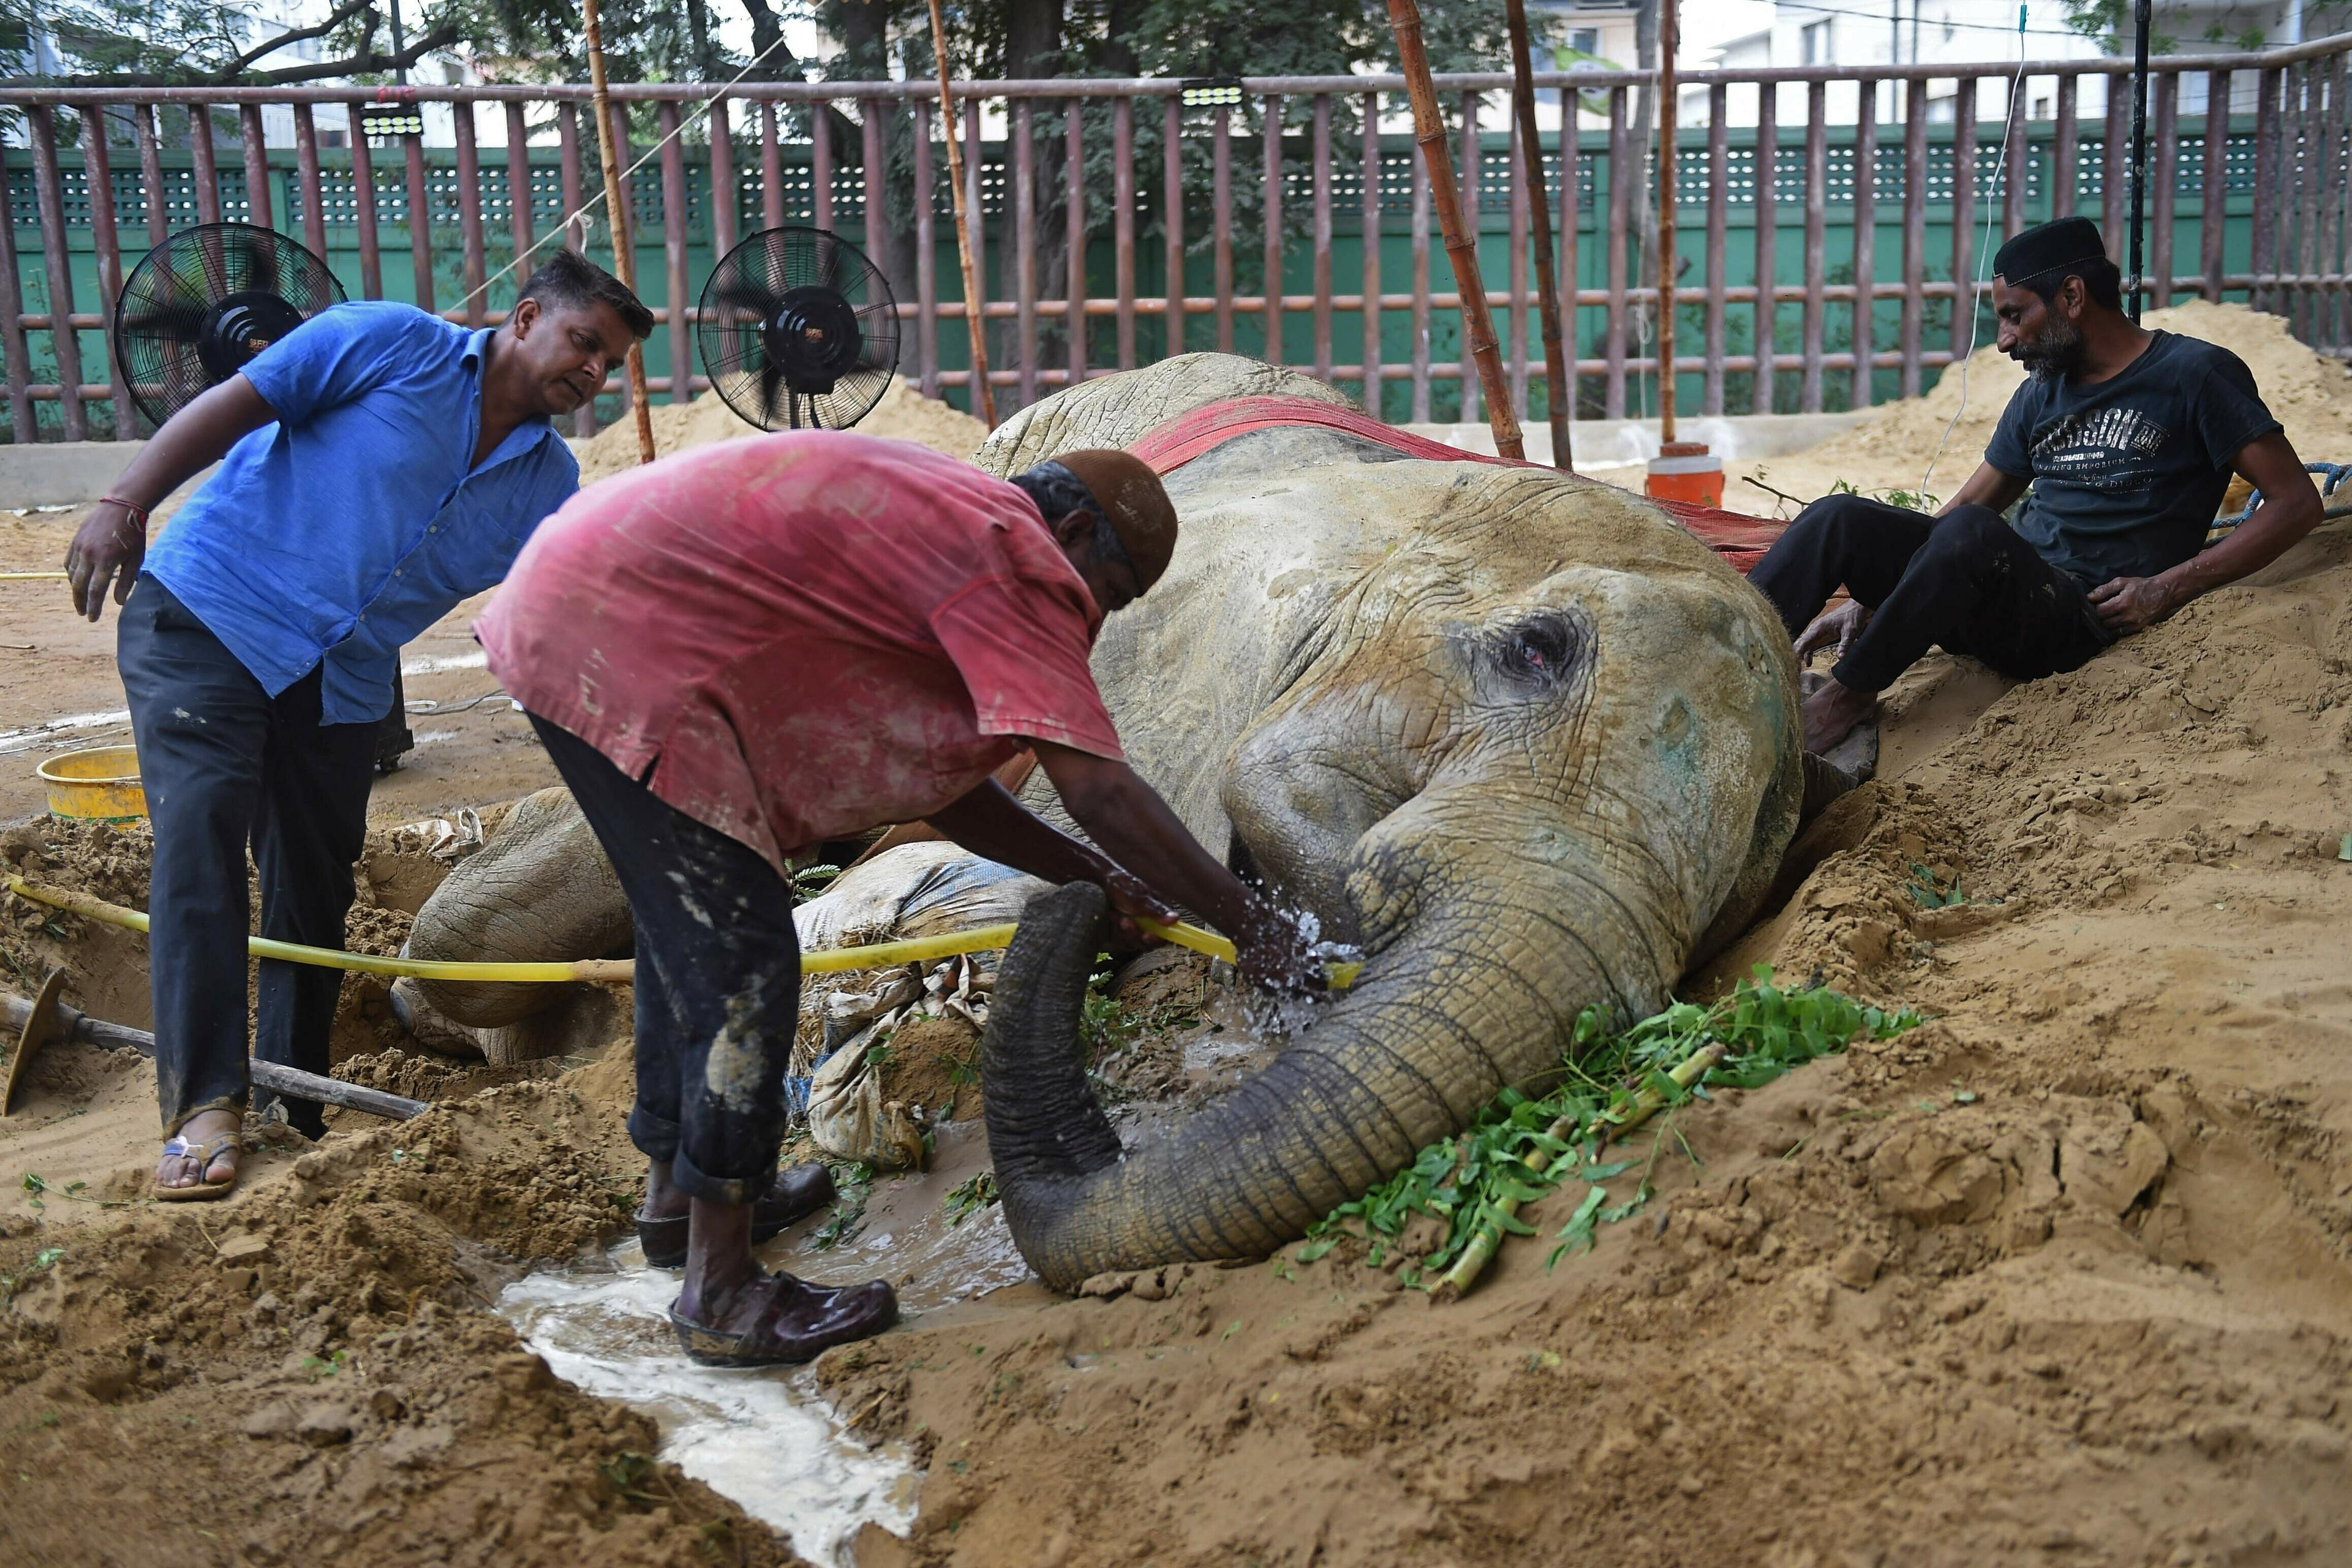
top-left (759, 360), bottom-right (790, 428)
top-left (815, 235), bottom-right (850, 296)
top-left (215, 225), bottom-right (281, 296)
top-left (116, 302), bottom-right (208, 344)
top-left (708, 279), bottom-right (780, 323)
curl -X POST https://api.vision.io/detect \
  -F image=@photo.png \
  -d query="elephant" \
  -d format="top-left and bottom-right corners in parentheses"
top-left (401, 353), bottom-right (1805, 1288)
top-left (964, 356), bottom-right (1802, 1288)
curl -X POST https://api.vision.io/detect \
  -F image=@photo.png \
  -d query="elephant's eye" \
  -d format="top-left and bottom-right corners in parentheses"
top-left (1493, 611), bottom-right (1584, 692)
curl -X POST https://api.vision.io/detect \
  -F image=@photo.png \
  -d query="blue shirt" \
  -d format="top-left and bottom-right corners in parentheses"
top-left (142, 301), bottom-right (581, 726)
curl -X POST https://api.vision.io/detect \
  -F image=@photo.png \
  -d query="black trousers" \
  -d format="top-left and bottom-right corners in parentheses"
top-left (1748, 494), bottom-right (2113, 693)
top-left (531, 715), bottom-right (802, 1205)
top-left (117, 579), bottom-right (377, 1138)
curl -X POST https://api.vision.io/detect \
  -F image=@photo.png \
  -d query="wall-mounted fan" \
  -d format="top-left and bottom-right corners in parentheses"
top-left (697, 225), bottom-right (900, 431)
top-left (111, 222), bottom-right (346, 432)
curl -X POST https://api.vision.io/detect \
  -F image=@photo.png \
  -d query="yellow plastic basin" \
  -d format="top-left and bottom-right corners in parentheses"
top-left (37, 744), bottom-right (146, 825)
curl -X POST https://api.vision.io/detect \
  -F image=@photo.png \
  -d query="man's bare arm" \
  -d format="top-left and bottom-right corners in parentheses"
top-left (65, 375), bottom-right (280, 621)
top-left (1937, 462), bottom-right (2030, 517)
top-left (2088, 431), bottom-right (2323, 635)
top-left (1027, 741), bottom-right (1320, 990)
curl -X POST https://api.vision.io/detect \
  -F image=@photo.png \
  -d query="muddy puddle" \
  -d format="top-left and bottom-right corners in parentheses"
top-left (496, 1121), bottom-right (1031, 1565)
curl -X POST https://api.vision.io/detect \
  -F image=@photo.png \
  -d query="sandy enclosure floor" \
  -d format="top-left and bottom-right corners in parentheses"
top-left (2, 356), bottom-right (2352, 1566)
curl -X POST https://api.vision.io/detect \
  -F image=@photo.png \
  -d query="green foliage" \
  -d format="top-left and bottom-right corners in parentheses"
top-left (943, 1169), bottom-right (998, 1226)
top-left (1077, 963), bottom-right (1197, 1061)
top-left (806, 1161), bottom-right (875, 1251)
top-left (1906, 862), bottom-right (1969, 909)
top-left (1828, 477), bottom-right (1940, 514)
top-left (1295, 970), bottom-right (1924, 1281)
top-left (790, 863), bottom-right (843, 905)
top-left (0, 1246), bottom-right (64, 1302)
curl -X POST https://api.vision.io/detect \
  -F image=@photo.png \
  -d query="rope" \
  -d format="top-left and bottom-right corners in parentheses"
top-left (1, 874), bottom-right (1363, 988)
top-left (453, 35), bottom-right (793, 317)
top-left (1921, 4), bottom-right (2030, 498)
top-left (2207, 461), bottom-right (2352, 540)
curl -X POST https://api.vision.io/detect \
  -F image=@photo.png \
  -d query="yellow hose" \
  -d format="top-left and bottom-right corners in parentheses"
top-left (0, 571), bottom-right (70, 582)
top-left (2, 874), bottom-right (1360, 988)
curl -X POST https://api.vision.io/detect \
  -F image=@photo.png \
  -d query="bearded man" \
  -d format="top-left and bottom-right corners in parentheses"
top-left (1749, 215), bottom-right (2324, 753)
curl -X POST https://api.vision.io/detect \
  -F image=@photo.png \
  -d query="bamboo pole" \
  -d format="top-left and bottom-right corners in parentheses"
top-left (927, 0), bottom-right (999, 427)
top-left (1385, 0), bottom-right (1523, 459)
top-left (581, 0), bottom-right (657, 464)
top-left (1656, 0), bottom-right (1679, 444)
top-left (1506, 0), bottom-right (1571, 472)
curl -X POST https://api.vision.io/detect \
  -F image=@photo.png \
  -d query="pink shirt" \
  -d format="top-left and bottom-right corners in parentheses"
top-left (477, 432), bottom-right (1123, 874)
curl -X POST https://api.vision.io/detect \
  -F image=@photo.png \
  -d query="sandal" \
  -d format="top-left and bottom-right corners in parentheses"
top-left (636, 1162), bottom-right (836, 1269)
top-left (668, 1272), bottom-right (898, 1367)
top-left (153, 1130), bottom-right (242, 1202)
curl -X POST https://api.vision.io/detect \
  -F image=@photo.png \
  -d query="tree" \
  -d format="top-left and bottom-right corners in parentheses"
top-left (1, 0), bottom-right (462, 86)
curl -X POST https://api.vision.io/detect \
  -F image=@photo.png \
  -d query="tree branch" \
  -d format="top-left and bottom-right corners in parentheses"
top-left (12, 7), bottom-right (454, 88)
top-left (215, 0), bottom-right (377, 81)
top-left (240, 22), bottom-right (461, 85)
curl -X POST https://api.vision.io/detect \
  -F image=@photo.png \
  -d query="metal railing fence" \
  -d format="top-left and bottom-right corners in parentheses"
top-left (2, 30), bottom-right (2346, 443)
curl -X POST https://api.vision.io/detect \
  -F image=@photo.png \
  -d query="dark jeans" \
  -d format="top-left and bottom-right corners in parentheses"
top-left (530, 714), bottom-right (802, 1205)
top-left (1749, 494), bottom-right (2113, 692)
top-left (117, 579), bottom-right (377, 1138)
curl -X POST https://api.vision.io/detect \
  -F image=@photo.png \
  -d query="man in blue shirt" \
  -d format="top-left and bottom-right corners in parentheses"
top-left (64, 252), bottom-right (652, 1199)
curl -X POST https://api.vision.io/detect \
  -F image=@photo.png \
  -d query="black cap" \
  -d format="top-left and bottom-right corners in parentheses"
top-left (1993, 216), bottom-right (2108, 285)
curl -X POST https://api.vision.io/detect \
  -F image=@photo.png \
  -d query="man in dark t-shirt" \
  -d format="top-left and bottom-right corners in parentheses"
top-left (1751, 216), bottom-right (2325, 753)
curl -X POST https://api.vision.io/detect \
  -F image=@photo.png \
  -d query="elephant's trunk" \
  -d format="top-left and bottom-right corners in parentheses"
top-left (984, 843), bottom-right (1678, 1290)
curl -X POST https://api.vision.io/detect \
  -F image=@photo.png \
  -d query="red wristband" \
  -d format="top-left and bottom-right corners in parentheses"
top-left (100, 496), bottom-right (151, 530)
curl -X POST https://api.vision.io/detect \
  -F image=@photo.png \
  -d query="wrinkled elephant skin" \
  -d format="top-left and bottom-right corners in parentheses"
top-left (971, 355), bottom-right (1803, 1290)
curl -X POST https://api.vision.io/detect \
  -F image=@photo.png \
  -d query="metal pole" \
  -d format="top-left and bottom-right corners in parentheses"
top-left (2128, 0), bottom-right (2151, 323)
top-left (1507, 0), bottom-right (1572, 470)
top-left (1657, 0), bottom-right (1679, 444)
top-left (1386, 0), bottom-right (1524, 459)
top-left (927, 0), bottom-right (998, 426)
top-left (582, 0), bottom-right (655, 464)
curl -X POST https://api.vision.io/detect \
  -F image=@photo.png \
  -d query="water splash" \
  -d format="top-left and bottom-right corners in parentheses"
top-left (497, 1250), bottom-right (919, 1567)
top-left (494, 1121), bottom-right (1037, 1564)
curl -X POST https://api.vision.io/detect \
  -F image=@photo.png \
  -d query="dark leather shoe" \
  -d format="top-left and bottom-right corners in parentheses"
top-left (636, 1162), bottom-right (836, 1268)
top-left (668, 1272), bottom-right (899, 1366)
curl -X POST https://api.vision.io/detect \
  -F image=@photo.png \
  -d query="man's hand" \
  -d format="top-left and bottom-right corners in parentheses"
top-left (60, 374), bottom-right (279, 624)
top-left (2088, 575), bottom-right (2181, 635)
top-left (64, 500), bottom-right (148, 623)
top-left (1231, 897), bottom-right (1326, 995)
top-left (1793, 598), bottom-right (1871, 665)
top-left (1099, 864), bottom-right (1178, 945)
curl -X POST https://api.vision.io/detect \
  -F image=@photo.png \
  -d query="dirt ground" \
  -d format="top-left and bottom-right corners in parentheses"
top-left (5, 347), bottom-right (2352, 1565)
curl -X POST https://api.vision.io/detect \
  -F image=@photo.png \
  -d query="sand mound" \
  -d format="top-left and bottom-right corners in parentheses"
top-left (573, 376), bottom-right (988, 484)
top-left (7, 362), bottom-right (2352, 1560)
top-left (813, 512), bottom-right (2352, 1565)
top-left (0, 1079), bottom-right (808, 1566)
top-left (1734, 300), bottom-right (2352, 513)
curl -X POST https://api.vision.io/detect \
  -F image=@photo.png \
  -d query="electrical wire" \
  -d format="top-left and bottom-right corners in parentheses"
top-left (1770, 0), bottom-right (2095, 39)
top-left (1921, 4), bottom-right (2031, 497)
top-left (453, 34), bottom-right (793, 316)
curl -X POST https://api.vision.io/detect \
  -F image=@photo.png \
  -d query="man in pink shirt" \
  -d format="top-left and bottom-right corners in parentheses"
top-left (480, 434), bottom-right (1317, 1366)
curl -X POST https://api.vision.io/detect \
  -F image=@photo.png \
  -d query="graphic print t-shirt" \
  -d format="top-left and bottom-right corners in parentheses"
top-left (1983, 331), bottom-right (2282, 587)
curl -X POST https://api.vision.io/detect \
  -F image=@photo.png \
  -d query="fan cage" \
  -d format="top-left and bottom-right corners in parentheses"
top-left (696, 225), bottom-right (902, 434)
top-left (111, 222), bottom-right (346, 434)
